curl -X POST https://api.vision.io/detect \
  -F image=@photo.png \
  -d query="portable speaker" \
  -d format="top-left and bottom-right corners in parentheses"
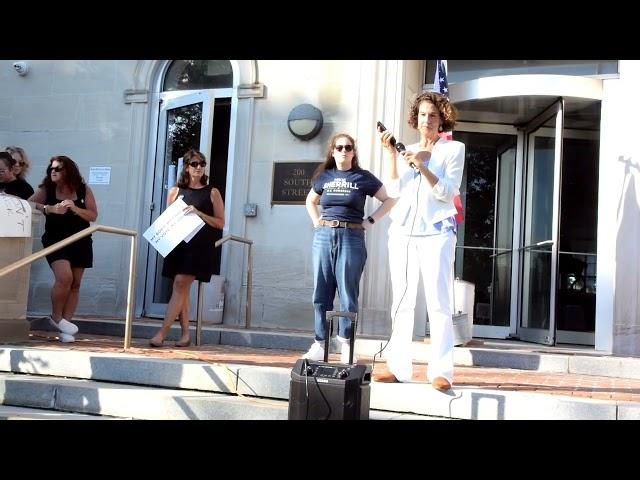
top-left (288, 359), bottom-right (371, 420)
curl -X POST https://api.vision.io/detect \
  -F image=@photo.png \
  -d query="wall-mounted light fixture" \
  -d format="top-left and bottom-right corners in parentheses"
top-left (12, 61), bottom-right (29, 76)
top-left (287, 104), bottom-right (323, 141)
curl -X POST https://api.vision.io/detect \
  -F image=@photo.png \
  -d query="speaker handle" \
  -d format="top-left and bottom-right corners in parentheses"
top-left (325, 311), bottom-right (358, 364)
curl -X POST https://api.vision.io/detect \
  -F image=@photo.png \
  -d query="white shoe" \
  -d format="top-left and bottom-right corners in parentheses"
top-left (302, 341), bottom-right (325, 361)
top-left (338, 336), bottom-right (357, 364)
top-left (340, 343), bottom-right (358, 364)
top-left (59, 333), bottom-right (75, 343)
top-left (49, 317), bottom-right (78, 335)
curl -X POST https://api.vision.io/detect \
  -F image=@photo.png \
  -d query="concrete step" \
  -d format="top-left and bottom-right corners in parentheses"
top-left (0, 371), bottom-right (288, 420)
top-left (0, 371), bottom-right (439, 420)
top-left (0, 404), bottom-right (122, 420)
top-left (2, 345), bottom-right (639, 420)
top-left (43, 317), bottom-right (640, 380)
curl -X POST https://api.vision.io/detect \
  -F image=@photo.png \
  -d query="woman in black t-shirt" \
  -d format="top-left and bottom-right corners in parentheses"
top-left (0, 152), bottom-right (34, 199)
top-left (302, 133), bottom-right (396, 363)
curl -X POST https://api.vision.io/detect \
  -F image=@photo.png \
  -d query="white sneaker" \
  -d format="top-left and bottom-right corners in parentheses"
top-left (337, 336), bottom-right (357, 364)
top-left (49, 317), bottom-right (78, 335)
top-left (340, 343), bottom-right (358, 364)
top-left (302, 341), bottom-right (325, 361)
top-left (59, 333), bottom-right (75, 343)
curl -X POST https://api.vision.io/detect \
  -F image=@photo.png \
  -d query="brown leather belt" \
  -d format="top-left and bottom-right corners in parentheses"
top-left (318, 219), bottom-right (364, 229)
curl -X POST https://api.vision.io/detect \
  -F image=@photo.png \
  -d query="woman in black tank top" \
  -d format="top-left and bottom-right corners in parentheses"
top-left (28, 156), bottom-right (98, 343)
top-left (149, 149), bottom-right (225, 348)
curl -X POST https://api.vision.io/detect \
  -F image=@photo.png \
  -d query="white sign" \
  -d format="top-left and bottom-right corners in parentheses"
top-left (143, 198), bottom-right (205, 257)
top-left (183, 222), bottom-right (205, 243)
top-left (89, 167), bottom-right (111, 185)
top-left (0, 194), bottom-right (32, 237)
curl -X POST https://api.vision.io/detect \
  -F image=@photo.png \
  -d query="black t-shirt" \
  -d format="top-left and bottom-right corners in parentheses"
top-left (0, 178), bottom-right (34, 200)
top-left (313, 167), bottom-right (383, 223)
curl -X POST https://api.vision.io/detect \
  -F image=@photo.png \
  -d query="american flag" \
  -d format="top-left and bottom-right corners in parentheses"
top-left (433, 60), bottom-right (452, 141)
top-left (433, 60), bottom-right (464, 223)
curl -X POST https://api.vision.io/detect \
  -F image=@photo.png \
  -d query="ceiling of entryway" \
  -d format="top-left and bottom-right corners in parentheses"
top-left (450, 75), bottom-right (602, 130)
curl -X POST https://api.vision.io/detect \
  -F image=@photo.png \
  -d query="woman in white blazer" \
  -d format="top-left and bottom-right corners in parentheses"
top-left (375, 92), bottom-right (465, 391)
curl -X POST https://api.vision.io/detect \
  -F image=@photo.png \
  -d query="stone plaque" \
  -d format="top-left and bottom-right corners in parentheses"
top-left (271, 162), bottom-right (321, 205)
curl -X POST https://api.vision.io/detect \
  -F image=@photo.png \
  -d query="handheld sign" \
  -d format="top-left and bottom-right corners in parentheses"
top-left (143, 198), bottom-right (204, 257)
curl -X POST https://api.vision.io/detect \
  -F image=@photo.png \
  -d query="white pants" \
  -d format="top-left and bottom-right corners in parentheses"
top-left (386, 230), bottom-right (456, 383)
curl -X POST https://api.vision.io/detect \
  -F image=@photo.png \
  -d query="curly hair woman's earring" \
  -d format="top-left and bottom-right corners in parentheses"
top-left (438, 125), bottom-right (443, 132)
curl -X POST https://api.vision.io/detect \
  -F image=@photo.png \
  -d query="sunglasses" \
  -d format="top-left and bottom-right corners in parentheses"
top-left (48, 166), bottom-right (64, 173)
top-left (335, 144), bottom-right (353, 152)
top-left (188, 161), bottom-right (206, 168)
top-left (18, 161), bottom-right (26, 166)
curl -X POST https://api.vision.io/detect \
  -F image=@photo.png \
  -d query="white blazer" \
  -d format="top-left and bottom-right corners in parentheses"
top-left (385, 138), bottom-right (465, 235)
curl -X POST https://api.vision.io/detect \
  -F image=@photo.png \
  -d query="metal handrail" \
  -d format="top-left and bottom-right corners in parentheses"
top-left (194, 234), bottom-right (253, 346)
top-left (0, 224), bottom-right (138, 350)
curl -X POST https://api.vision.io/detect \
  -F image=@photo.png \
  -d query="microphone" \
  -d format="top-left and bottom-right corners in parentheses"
top-left (395, 142), bottom-right (417, 169)
top-left (377, 122), bottom-right (416, 170)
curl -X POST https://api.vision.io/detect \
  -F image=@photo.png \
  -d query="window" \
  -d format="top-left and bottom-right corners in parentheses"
top-left (163, 60), bottom-right (232, 91)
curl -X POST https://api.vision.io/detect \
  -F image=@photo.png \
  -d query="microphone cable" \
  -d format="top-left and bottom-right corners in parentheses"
top-left (303, 358), bottom-right (310, 420)
top-left (303, 356), bottom-right (332, 420)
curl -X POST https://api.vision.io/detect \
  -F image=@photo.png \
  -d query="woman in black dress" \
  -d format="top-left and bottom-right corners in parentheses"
top-left (28, 156), bottom-right (98, 343)
top-left (149, 149), bottom-right (225, 347)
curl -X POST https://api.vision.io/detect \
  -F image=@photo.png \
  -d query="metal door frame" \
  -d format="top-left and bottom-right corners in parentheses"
top-left (516, 99), bottom-right (564, 344)
top-left (452, 122), bottom-right (518, 339)
top-left (141, 90), bottom-right (216, 318)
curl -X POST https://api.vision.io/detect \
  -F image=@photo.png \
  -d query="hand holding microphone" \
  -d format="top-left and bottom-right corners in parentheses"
top-left (377, 121), bottom-right (415, 168)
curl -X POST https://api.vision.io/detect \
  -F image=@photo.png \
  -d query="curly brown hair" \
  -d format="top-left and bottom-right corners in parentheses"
top-left (407, 92), bottom-right (458, 132)
top-left (312, 133), bottom-right (359, 180)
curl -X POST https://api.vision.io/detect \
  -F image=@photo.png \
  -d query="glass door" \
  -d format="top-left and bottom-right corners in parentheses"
top-left (453, 128), bottom-right (517, 338)
top-left (142, 91), bottom-right (214, 318)
top-left (555, 101), bottom-right (600, 345)
top-left (518, 100), bottom-right (563, 344)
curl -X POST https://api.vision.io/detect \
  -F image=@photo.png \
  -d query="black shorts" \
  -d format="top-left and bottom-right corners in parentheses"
top-left (42, 233), bottom-right (93, 268)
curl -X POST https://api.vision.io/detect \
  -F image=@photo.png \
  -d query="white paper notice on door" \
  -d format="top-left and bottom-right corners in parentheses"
top-left (143, 198), bottom-right (204, 257)
top-left (0, 193), bottom-right (32, 237)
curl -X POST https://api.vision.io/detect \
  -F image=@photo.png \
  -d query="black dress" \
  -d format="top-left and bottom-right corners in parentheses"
top-left (161, 185), bottom-right (218, 283)
top-left (42, 183), bottom-right (93, 267)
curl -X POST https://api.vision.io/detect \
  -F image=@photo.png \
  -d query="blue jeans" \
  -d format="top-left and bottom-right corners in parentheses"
top-left (312, 226), bottom-right (367, 341)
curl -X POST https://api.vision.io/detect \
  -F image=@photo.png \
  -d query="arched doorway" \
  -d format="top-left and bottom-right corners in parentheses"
top-left (142, 60), bottom-right (233, 318)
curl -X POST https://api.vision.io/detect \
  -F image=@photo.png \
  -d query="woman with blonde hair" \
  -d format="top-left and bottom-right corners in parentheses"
top-left (5, 146), bottom-right (31, 180)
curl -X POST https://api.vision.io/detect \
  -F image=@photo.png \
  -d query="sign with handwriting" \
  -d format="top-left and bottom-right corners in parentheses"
top-left (0, 194), bottom-right (32, 237)
top-left (143, 197), bottom-right (204, 257)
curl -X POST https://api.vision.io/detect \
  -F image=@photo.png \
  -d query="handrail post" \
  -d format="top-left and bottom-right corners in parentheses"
top-left (124, 234), bottom-right (138, 350)
top-left (196, 281), bottom-right (204, 346)
top-left (246, 243), bottom-right (252, 329)
top-left (214, 234), bottom-right (253, 332)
